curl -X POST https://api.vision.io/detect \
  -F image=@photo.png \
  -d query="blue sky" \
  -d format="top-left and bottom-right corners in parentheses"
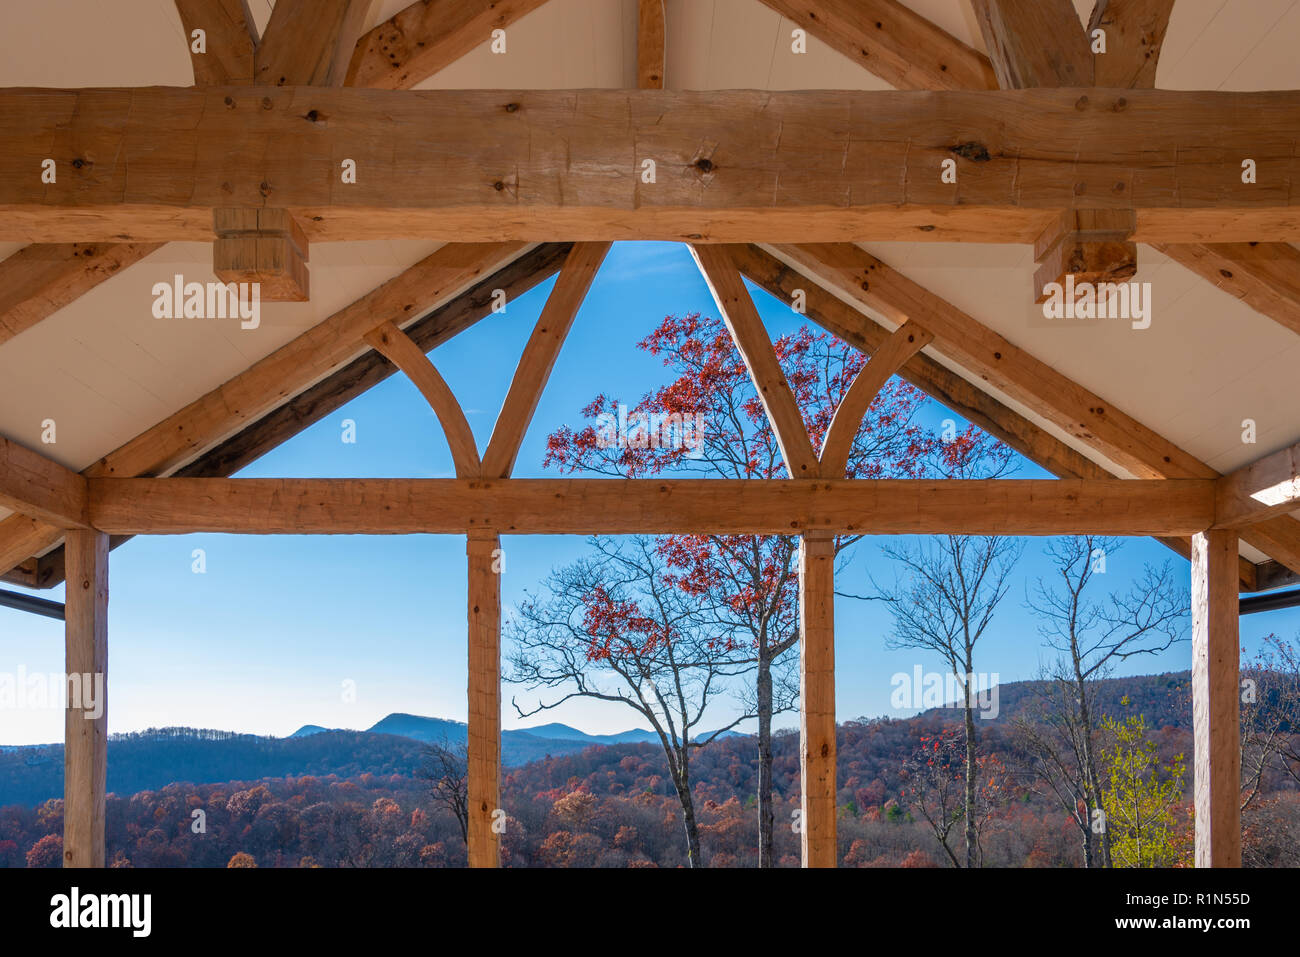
top-left (3, 241), bottom-right (1297, 744)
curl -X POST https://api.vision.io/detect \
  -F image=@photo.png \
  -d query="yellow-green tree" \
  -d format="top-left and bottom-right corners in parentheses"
top-left (1098, 710), bottom-right (1187, 867)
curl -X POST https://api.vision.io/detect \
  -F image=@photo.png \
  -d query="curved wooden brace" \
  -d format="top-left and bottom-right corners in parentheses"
top-left (691, 244), bottom-right (819, 478)
top-left (819, 320), bottom-right (933, 478)
top-left (365, 320), bottom-right (482, 478)
top-left (481, 242), bottom-right (611, 479)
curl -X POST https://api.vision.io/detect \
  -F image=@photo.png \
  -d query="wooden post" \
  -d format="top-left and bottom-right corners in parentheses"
top-left (63, 529), bottom-right (108, 868)
top-left (799, 531), bottom-right (836, 867)
top-left (466, 530), bottom-right (502, 867)
top-left (1191, 529), bottom-right (1241, 867)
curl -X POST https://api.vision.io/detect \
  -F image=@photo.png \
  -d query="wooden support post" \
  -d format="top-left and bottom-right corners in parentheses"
top-left (466, 529), bottom-right (502, 867)
top-left (799, 531), bottom-right (836, 867)
top-left (63, 529), bottom-right (108, 868)
top-left (1191, 529), bottom-right (1241, 868)
top-left (213, 208), bottom-right (310, 302)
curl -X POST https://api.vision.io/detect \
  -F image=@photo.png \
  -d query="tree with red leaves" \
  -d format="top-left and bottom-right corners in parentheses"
top-left (505, 535), bottom-right (754, 866)
top-left (542, 309), bottom-right (971, 865)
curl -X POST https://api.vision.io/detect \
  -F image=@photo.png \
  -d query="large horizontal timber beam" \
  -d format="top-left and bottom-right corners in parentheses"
top-left (0, 243), bottom-right (574, 590)
top-left (2, 87), bottom-right (1299, 245)
top-left (86, 478), bottom-right (1213, 537)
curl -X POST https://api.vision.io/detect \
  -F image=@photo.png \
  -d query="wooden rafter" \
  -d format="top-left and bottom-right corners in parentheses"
top-left (0, 435), bottom-right (89, 529)
top-left (346, 0), bottom-right (551, 90)
top-left (1154, 243), bottom-right (1300, 338)
top-left (756, 0), bottom-right (995, 90)
top-left (970, 0), bottom-right (1094, 88)
top-left (1088, 0), bottom-right (1176, 89)
top-left (4, 87), bottom-right (1299, 245)
top-left (480, 243), bottom-right (608, 479)
top-left (86, 477), bottom-right (1215, 537)
top-left (773, 242), bottom-right (1300, 581)
top-left (173, 0), bottom-right (257, 85)
top-left (365, 321), bottom-right (481, 478)
top-left (637, 0), bottom-right (665, 89)
top-left (255, 0), bottom-right (374, 87)
top-left (819, 321), bottom-right (931, 478)
top-left (0, 242), bottom-right (161, 348)
top-left (693, 244), bottom-right (820, 478)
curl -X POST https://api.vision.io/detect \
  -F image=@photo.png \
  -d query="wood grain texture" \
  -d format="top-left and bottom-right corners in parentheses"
top-left (255, 0), bottom-right (375, 87)
top-left (0, 435), bottom-right (88, 529)
top-left (63, 529), bottom-right (108, 868)
top-left (970, 0), bottom-right (1093, 88)
top-left (758, 0), bottom-right (995, 90)
top-left (692, 244), bottom-right (819, 478)
top-left (1088, 0), bottom-right (1176, 89)
top-left (637, 0), bottom-right (665, 89)
top-left (3, 87), bottom-right (1298, 244)
top-left (365, 321), bottom-right (481, 477)
top-left (345, 0), bottom-right (551, 90)
top-left (1191, 529), bottom-right (1241, 868)
top-left (481, 242), bottom-right (609, 478)
top-left (0, 242), bottom-right (162, 348)
top-left (174, 0), bottom-right (257, 85)
top-left (466, 529), bottom-right (501, 867)
top-left (212, 208), bottom-right (310, 301)
top-left (1155, 243), bottom-right (1300, 337)
top-left (799, 531), bottom-right (836, 867)
top-left (819, 321), bottom-right (931, 478)
top-left (85, 477), bottom-right (1216, 536)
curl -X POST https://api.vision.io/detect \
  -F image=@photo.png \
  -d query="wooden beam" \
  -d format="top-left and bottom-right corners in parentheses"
top-left (174, 0), bottom-right (257, 85)
top-left (364, 321), bottom-right (481, 477)
top-left (4, 87), bottom-right (1299, 245)
top-left (481, 243), bottom-right (609, 479)
top-left (1216, 440), bottom-right (1300, 529)
top-left (1191, 529), bottom-right (1241, 868)
top-left (799, 531), bottom-right (836, 867)
top-left (345, 0), bottom-right (551, 90)
top-left (692, 244), bottom-right (819, 478)
top-left (62, 529), bottom-right (107, 868)
top-left (1155, 243), bottom-right (1300, 338)
top-left (255, 0), bottom-right (374, 87)
top-left (819, 321), bottom-right (931, 478)
top-left (970, 0), bottom-right (1093, 88)
top-left (1088, 0), bottom-right (1175, 89)
top-left (0, 436), bottom-right (88, 529)
top-left (466, 529), bottom-right (501, 867)
top-left (775, 242), bottom-right (1300, 579)
top-left (85, 477), bottom-right (1215, 537)
top-left (756, 0), bottom-right (995, 91)
top-left (0, 242), bottom-right (528, 582)
top-left (637, 0), bottom-right (665, 89)
top-left (213, 208), bottom-right (310, 301)
top-left (0, 243), bottom-right (162, 348)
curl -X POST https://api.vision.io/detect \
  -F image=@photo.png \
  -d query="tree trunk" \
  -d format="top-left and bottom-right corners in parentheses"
top-left (673, 762), bottom-right (702, 867)
top-left (1075, 680), bottom-right (1111, 867)
top-left (756, 651), bottom-right (775, 868)
top-left (963, 689), bottom-right (978, 869)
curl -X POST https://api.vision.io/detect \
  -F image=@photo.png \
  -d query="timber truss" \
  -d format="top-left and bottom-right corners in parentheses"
top-left (1, 0), bottom-right (1297, 870)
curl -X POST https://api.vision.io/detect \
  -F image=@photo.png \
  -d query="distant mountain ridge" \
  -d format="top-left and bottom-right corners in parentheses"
top-left (288, 714), bottom-right (666, 748)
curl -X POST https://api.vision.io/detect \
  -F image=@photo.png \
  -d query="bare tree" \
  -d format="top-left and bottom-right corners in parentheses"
top-left (504, 535), bottom-right (754, 867)
top-left (1017, 536), bottom-right (1188, 867)
top-left (418, 741), bottom-right (470, 845)
top-left (1242, 632), bottom-right (1300, 810)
